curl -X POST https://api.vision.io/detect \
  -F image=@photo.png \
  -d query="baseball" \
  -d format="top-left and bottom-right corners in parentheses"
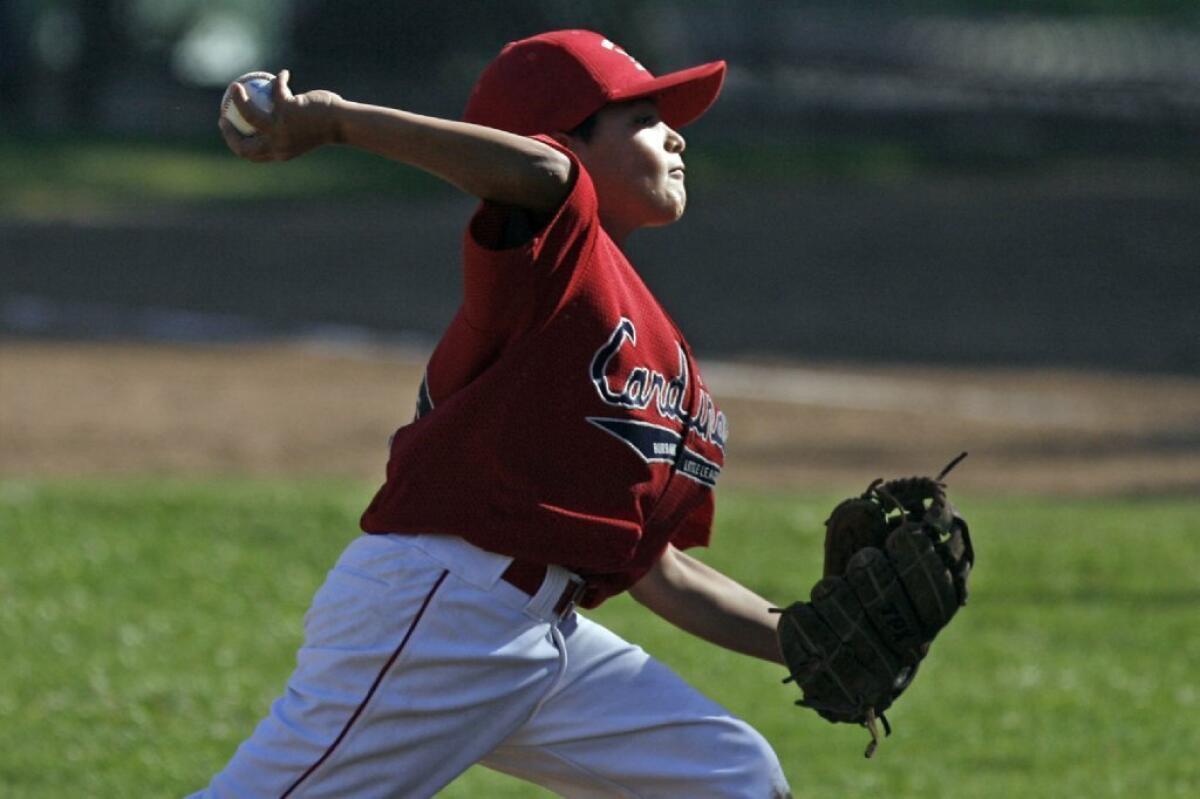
top-left (220, 71), bottom-right (276, 135)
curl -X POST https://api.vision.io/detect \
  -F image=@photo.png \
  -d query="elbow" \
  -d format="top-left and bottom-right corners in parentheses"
top-left (533, 147), bottom-right (572, 187)
top-left (628, 545), bottom-right (681, 608)
top-left (628, 573), bottom-right (654, 606)
top-left (482, 145), bottom-right (570, 214)
top-left (521, 147), bottom-right (572, 214)
top-left (550, 150), bottom-right (574, 188)
top-left (475, 139), bottom-right (568, 213)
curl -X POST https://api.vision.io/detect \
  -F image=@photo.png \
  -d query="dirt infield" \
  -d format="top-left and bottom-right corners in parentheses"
top-left (3, 341), bottom-right (1199, 496)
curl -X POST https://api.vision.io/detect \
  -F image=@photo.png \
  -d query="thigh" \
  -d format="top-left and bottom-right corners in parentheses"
top-left (481, 614), bottom-right (791, 799)
top-left (190, 535), bottom-right (562, 799)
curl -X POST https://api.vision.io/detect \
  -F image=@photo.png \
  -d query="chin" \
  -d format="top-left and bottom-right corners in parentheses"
top-left (644, 209), bottom-right (685, 229)
top-left (651, 197), bottom-right (687, 227)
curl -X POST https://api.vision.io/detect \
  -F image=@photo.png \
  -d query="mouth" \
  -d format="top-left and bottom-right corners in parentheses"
top-left (668, 165), bottom-right (686, 178)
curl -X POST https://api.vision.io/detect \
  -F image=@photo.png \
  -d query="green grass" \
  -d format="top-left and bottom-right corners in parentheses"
top-left (9, 134), bottom-right (1200, 220)
top-left (0, 135), bottom-right (446, 216)
top-left (0, 135), bottom-right (931, 215)
top-left (1, 479), bottom-right (1198, 797)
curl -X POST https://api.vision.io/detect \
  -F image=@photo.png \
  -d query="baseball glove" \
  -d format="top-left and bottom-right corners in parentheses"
top-left (773, 453), bottom-right (973, 758)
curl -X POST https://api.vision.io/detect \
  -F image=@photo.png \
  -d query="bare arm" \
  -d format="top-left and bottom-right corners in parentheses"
top-left (628, 545), bottom-right (785, 666)
top-left (218, 70), bottom-right (572, 215)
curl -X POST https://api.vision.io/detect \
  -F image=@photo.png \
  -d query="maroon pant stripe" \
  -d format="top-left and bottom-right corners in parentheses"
top-left (280, 568), bottom-right (450, 798)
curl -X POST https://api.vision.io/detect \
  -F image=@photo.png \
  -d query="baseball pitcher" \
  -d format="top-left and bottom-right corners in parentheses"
top-left (193, 29), bottom-right (971, 798)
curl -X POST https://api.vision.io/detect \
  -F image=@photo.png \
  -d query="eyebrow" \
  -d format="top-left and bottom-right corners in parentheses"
top-left (612, 98), bottom-right (659, 112)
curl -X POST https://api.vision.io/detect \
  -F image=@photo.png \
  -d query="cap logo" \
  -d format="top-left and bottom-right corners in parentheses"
top-left (600, 38), bottom-right (646, 72)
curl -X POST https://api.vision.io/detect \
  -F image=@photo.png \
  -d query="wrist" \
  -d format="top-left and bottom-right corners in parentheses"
top-left (294, 91), bottom-right (348, 148)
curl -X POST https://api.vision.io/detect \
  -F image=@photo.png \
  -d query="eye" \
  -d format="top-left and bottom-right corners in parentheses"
top-left (632, 110), bottom-right (658, 127)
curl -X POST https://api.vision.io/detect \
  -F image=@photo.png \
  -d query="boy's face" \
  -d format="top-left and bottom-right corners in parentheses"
top-left (564, 99), bottom-right (688, 239)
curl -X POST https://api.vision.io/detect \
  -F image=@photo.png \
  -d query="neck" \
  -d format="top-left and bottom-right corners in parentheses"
top-left (599, 211), bottom-right (635, 249)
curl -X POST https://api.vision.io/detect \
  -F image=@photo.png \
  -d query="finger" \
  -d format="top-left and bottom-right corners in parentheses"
top-left (239, 134), bottom-right (274, 161)
top-left (275, 69), bottom-right (294, 103)
top-left (217, 116), bottom-right (245, 152)
top-left (217, 116), bottom-right (262, 157)
top-left (232, 82), bottom-right (272, 132)
top-left (218, 117), bottom-right (273, 161)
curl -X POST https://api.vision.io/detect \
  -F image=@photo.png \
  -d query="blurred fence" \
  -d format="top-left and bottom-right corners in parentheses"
top-left (4, 171), bottom-right (1197, 373)
top-left (4, 2), bottom-right (1200, 151)
top-left (1, 1), bottom-right (1198, 373)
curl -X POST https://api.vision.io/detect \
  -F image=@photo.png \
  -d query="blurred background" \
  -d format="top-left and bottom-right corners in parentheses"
top-left (3, 0), bottom-right (1199, 369)
top-left (2, 6), bottom-right (1199, 796)
top-left (1, 0), bottom-right (1199, 492)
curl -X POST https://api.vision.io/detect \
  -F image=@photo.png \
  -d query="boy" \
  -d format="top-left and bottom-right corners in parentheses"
top-left (199, 30), bottom-right (791, 798)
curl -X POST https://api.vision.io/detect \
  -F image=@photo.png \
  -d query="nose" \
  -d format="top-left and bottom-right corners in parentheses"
top-left (666, 125), bottom-right (686, 154)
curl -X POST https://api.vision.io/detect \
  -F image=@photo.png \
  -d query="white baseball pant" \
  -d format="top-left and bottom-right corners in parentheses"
top-left (188, 532), bottom-right (791, 798)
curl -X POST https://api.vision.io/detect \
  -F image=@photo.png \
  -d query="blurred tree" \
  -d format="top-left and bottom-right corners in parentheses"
top-left (890, 0), bottom-right (1198, 14)
top-left (0, 0), bottom-right (32, 124)
top-left (288, 0), bottom-right (651, 85)
top-left (66, 0), bottom-right (127, 128)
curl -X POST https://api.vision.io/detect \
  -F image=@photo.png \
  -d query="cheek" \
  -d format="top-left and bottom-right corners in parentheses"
top-left (630, 147), bottom-right (680, 208)
top-left (642, 180), bottom-right (686, 226)
top-left (650, 162), bottom-right (686, 214)
top-left (662, 184), bottom-right (687, 221)
top-left (583, 137), bottom-right (685, 223)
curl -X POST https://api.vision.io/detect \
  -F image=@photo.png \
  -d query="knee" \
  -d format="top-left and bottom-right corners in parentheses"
top-left (707, 718), bottom-right (791, 798)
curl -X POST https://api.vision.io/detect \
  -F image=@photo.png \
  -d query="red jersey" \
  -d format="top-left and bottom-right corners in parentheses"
top-left (361, 138), bottom-right (728, 607)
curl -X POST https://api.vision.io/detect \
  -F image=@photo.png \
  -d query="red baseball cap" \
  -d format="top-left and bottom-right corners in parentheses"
top-left (464, 30), bottom-right (726, 135)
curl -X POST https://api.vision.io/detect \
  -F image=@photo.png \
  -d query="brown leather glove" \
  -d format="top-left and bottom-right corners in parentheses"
top-left (774, 453), bottom-right (973, 757)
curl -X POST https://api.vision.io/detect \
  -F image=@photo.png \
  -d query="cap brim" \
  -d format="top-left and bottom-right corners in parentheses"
top-left (609, 60), bottom-right (726, 129)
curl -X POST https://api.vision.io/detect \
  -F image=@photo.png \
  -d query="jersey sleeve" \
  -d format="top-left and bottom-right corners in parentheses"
top-left (460, 136), bottom-right (600, 338)
top-left (669, 497), bottom-right (715, 551)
